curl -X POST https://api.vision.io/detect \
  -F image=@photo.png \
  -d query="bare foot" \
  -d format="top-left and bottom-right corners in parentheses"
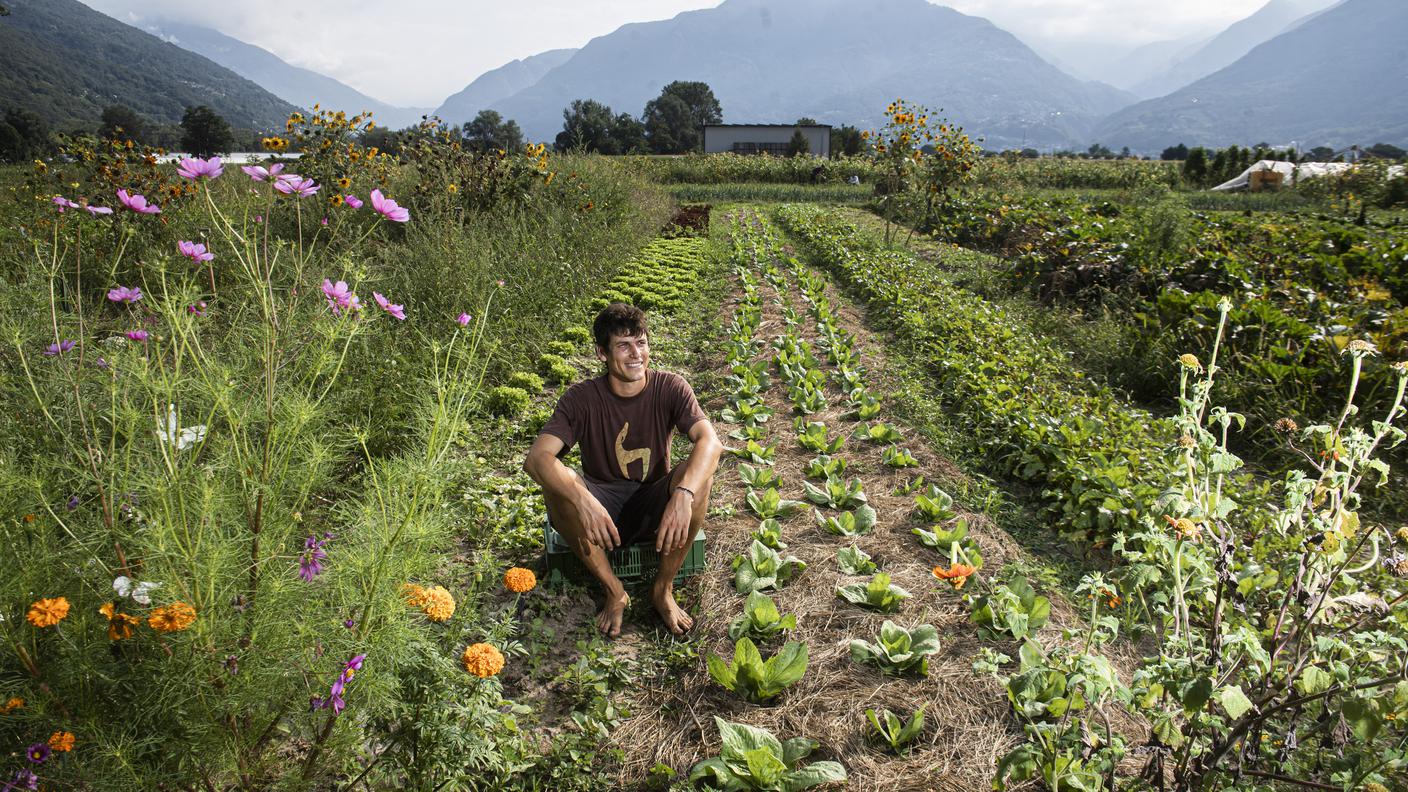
top-left (651, 584), bottom-right (694, 636)
top-left (597, 588), bottom-right (630, 638)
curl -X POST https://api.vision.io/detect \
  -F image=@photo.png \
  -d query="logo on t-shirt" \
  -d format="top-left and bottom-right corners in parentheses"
top-left (615, 423), bottom-right (650, 481)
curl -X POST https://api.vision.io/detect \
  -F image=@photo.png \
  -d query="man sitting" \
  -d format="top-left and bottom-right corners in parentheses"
top-left (524, 303), bottom-right (721, 636)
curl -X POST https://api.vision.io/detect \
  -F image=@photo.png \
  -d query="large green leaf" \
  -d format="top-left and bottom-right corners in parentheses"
top-left (781, 761), bottom-right (848, 791)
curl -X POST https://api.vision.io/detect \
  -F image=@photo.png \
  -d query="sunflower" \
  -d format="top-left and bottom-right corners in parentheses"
top-left (336, 177), bottom-right (351, 189)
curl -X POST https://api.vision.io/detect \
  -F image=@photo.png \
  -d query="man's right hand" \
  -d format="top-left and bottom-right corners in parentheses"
top-left (577, 493), bottom-right (622, 550)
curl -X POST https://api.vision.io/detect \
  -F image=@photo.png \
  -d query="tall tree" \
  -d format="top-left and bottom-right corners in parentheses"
top-left (785, 128), bottom-right (810, 157)
top-left (555, 99), bottom-right (618, 153)
top-left (642, 81), bottom-right (721, 154)
top-left (831, 125), bottom-right (863, 157)
top-left (609, 112), bottom-right (647, 154)
top-left (0, 108), bottom-right (51, 163)
top-left (99, 105), bottom-right (145, 143)
top-left (462, 110), bottom-right (524, 153)
top-left (1161, 143), bottom-right (1189, 161)
top-left (180, 105), bottom-right (233, 157)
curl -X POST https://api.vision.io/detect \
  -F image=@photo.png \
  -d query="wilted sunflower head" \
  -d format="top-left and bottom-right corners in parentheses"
top-left (1178, 353), bottom-right (1202, 371)
top-left (1344, 339), bottom-right (1377, 356)
top-left (1274, 417), bottom-right (1299, 435)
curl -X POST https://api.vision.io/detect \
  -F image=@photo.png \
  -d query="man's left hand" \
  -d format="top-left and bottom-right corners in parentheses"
top-left (656, 490), bottom-right (694, 553)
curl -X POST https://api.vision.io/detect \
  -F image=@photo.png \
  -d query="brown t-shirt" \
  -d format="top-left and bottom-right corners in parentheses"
top-left (539, 370), bottom-right (707, 484)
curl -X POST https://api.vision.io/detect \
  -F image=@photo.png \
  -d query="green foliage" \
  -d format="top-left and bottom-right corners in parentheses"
top-left (507, 371), bottom-right (545, 393)
top-left (803, 454), bottom-right (847, 480)
top-left (801, 476), bottom-right (867, 510)
top-left (795, 419), bottom-right (845, 454)
top-left (853, 422), bottom-right (903, 444)
top-left (751, 517), bottom-right (787, 550)
top-left (706, 637), bottom-right (808, 703)
top-left (836, 545), bottom-right (877, 575)
top-left (538, 353), bottom-right (577, 385)
top-left (815, 504), bottom-right (877, 537)
top-left (849, 620), bottom-right (940, 676)
top-left (785, 128), bottom-right (810, 158)
top-left (732, 540), bottom-right (807, 593)
top-left (642, 80), bottom-right (721, 154)
top-left (746, 487), bottom-right (806, 519)
top-left (544, 339), bottom-right (577, 358)
top-left (881, 445), bottom-right (919, 468)
top-left (555, 99), bottom-right (644, 154)
top-left (911, 519), bottom-right (984, 568)
top-left (730, 439), bottom-right (776, 465)
top-left (486, 385), bottom-right (532, 417)
top-left (561, 326), bottom-right (593, 344)
top-left (462, 109), bottom-right (524, 153)
top-left (835, 572), bottom-right (911, 613)
top-left (98, 104), bottom-right (145, 144)
top-left (865, 707), bottom-right (925, 754)
top-left (970, 577), bottom-right (1051, 642)
top-left (179, 104), bottom-right (235, 157)
top-left (912, 485), bottom-right (957, 522)
top-left (737, 463), bottom-right (782, 490)
top-left (689, 717), bottom-right (847, 791)
top-left (728, 591), bottom-right (797, 642)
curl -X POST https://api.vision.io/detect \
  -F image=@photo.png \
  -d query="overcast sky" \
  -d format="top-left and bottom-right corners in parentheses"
top-left (81, 0), bottom-right (1273, 107)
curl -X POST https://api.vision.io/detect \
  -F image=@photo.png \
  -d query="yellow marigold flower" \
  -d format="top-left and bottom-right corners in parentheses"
top-left (1, 697), bottom-right (23, 713)
top-left (336, 177), bottom-right (351, 189)
top-left (462, 643), bottom-right (505, 678)
top-left (418, 586), bottom-right (455, 622)
top-left (99, 602), bottom-right (140, 640)
top-left (1178, 353), bottom-right (1202, 371)
top-left (932, 563), bottom-right (976, 590)
top-left (47, 732), bottom-right (74, 752)
top-left (148, 602), bottom-right (196, 633)
top-left (27, 597), bottom-right (69, 628)
top-left (504, 567), bottom-right (537, 593)
top-left (401, 583), bottom-right (427, 605)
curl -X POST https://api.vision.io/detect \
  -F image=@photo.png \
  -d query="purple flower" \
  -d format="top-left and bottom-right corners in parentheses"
top-left (344, 194), bottom-right (364, 209)
top-left (107, 285), bottom-right (143, 304)
top-left (25, 743), bottom-right (50, 764)
top-left (369, 189), bottom-right (409, 223)
top-left (240, 163), bottom-right (285, 182)
top-left (188, 301), bottom-right (207, 316)
top-left (320, 217), bottom-right (328, 226)
top-left (66, 495), bottom-right (80, 511)
top-left (95, 357), bottom-right (109, 370)
top-left (177, 156), bottom-right (223, 180)
top-left (321, 279), bottom-right (359, 316)
top-left (311, 653), bottom-right (366, 714)
top-left (274, 176), bottom-right (320, 198)
top-left (116, 189), bottom-right (160, 214)
top-left (52, 195), bottom-right (79, 212)
top-left (85, 204), bottom-right (114, 216)
top-left (43, 340), bottom-right (76, 357)
top-left (298, 532), bottom-right (330, 582)
top-left (255, 214), bottom-right (264, 224)
top-left (125, 329), bottom-right (149, 342)
top-left (456, 312), bottom-right (471, 327)
top-left (372, 291), bottom-right (406, 321)
top-left (343, 618), bottom-right (356, 629)
top-left (177, 240), bottom-right (214, 263)
top-left (4, 768), bottom-right (37, 791)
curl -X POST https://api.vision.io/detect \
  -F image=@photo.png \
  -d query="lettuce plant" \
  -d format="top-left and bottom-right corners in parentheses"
top-left (746, 487), bottom-right (806, 519)
top-left (752, 518), bottom-right (787, 550)
top-left (689, 717), bottom-right (847, 791)
top-left (804, 455), bottom-right (848, 481)
top-left (721, 399), bottom-right (775, 427)
top-left (738, 463), bottom-right (782, 490)
top-left (730, 424), bottom-right (768, 442)
top-left (706, 637), bottom-right (808, 704)
top-left (730, 439), bottom-right (776, 465)
top-left (837, 545), bottom-right (877, 575)
top-left (912, 484), bottom-right (958, 522)
top-left (803, 476), bottom-right (867, 510)
top-left (728, 591), bottom-right (798, 642)
top-left (843, 393), bottom-right (882, 421)
top-left (795, 419), bottom-right (846, 454)
top-left (882, 446), bottom-right (919, 468)
top-left (865, 707), bottom-right (925, 754)
top-left (970, 577), bottom-right (1051, 642)
top-left (733, 540), bottom-right (807, 593)
top-left (853, 422), bottom-right (903, 444)
top-left (912, 519), bottom-right (984, 568)
top-left (790, 385), bottom-right (828, 415)
top-left (849, 620), bottom-right (940, 676)
top-left (816, 504), bottom-right (877, 537)
top-left (835, 572), bottom-right (911, 613)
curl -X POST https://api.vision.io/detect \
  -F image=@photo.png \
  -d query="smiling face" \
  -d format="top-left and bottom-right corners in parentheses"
top-left (598, 330), bottom-right (650, 386)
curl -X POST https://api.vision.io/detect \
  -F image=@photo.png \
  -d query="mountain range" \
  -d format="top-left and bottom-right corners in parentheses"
top-left (0, 0), bottom-right (294, 130)
top-left (435, 49), bottom-right (578, 128)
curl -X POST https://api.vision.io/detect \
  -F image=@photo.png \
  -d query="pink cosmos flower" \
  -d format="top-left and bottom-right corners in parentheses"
top-left (321, 279), bottom-right (360, 316)
top-left (44, 340), bottom-right (76, 357)
top-left (107, 285), bottom-right (143, 304)
top-left (274, 176), bottom-right (320, 198)
top-left (177, 240), bottom-right (215, 263)
top-left (125, 329), bottom-right (149, 342)
top-left (116, 189), bottom-right (160, 214)
top-left (369, 189), bottom-right (409, 223)
top-left (456, 312), bottom-right (471, 327)
top-left (373, 292), bottom-right (406, 321)
top-left (240, 163), bottom-right (285, 182)
top-left (188, 301), bottom-right (207, 316)
top-left (53, 196), bottom-right (79, 212)
top-left (86, 204), bottom-right (113, 216)
top-left (344, 195), bottom-right (364, 209)
top-left (177, 156), bottom-right (223, 180)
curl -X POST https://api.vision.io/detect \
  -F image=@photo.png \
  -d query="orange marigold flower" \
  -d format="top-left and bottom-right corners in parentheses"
top-left (47, 732), bottom-right (74, 752)
top-left (418, 586), bottom-right (455, 622)
top-left (26, 597), bottom-right (70, 628)
top-left (932, 563), bottom-right (976, 590)
top-left (99, 602), bottom-right (140, 640)
top-left (504, 567), bottom-right (537, 593)
top-left (401, 583), bottom-right (427, 606)
top-left (1, 697), bottom-right (23, 713)
top-left (461, 643), bottom-right (505, 678)
top-left (148, 602), bottom-right (197, 633)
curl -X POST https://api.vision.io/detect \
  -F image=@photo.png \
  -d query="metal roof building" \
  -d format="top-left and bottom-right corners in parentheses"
top-left (702, 124), bottom-right (832, 158)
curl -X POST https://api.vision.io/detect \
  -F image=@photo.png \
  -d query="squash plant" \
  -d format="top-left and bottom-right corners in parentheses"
top-left (802, 476), bottom-right (867, 510)
top-left (707, 638), bottom-right (808, 704)
top-left (689, 717), bottom-right (847, 791)
top-left (912, 484), bottom-right (958, 522)
top-left (837, 545), bottom-right (878, 575)
top-left (970, 576), bottom-right (1050, 642)
top-left (912, 519), bottom-right (984, 568)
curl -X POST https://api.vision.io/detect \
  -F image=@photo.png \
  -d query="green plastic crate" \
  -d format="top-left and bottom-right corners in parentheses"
top-left (543, 521), bottom-right (706, 587)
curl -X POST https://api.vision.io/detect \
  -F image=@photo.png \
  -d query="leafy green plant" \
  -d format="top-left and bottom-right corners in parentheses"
top-left (752, 518), bottom-right (787, 550)
top-left (837, 546), bottom-right (878, 575)
top-left (865, 707), bottom-right (925, 754)
top-left (738, 463), bottom-right (782, 490)
top-left (721, 400), bottom-right (775, 427)
top-left (802, 477), bottom-right (867, 510)
top-left (486, 385), bottom-right (531, 417)
top-left (732, 540), bottom-right (807, 593)
top-left (560, 326), bottom-right (592, 345)
top-left (970, 577), bottom-right (1051, 642)
top-left (538, 352), bottom-right (576, 385)
top-left (507, 371), bottom-right (545, 393)
top-left (911, 519), bottom-right (984, 568)
top-left (835, 572), bottom-right (911, 613)
top-left (730, 424), bottom-right (768, 442)
top-left (881, 446), bottom-right (918, 468)
top-left (849, 620), bottom-right (940, 676)
top-left (804, 455), bottom-right (848, 480)
top-left (706, 637), bottom-right (808, 704)
top-left (816, 504), bottom-right (877, 537)
top-left (689, 717), bottom-right (847, 791)
top-left (746, 487), bottom-right (806, 519)
top-left (843, 394), bottom-right (882, 421)
top-left (727, 591), bottom-right (798, 642)
top-left (795, 419), bottom-right (846, 454)
top-left (912, 484), bottom-right (958, 522)
top-left (853, 422), bottom-right (903, 444)
top-left (730, 439), bottom-right (776, 465)
top-left (790, 385), bottom-right (828, 415)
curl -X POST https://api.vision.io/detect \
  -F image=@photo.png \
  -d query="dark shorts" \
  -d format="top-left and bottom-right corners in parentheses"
top-left (580, 472), bottom-right (675, 545)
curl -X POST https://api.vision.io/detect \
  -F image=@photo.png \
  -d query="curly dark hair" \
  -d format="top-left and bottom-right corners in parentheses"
top-left (593, 302), bottom-right (648, 352)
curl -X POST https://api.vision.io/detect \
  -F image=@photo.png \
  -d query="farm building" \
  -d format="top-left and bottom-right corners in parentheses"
top-left (703, 124), bottom-right (832, 157)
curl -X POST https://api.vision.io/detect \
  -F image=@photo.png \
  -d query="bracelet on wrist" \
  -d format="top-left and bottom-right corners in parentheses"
top-left (675, 485), bottom-right (695, 500)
